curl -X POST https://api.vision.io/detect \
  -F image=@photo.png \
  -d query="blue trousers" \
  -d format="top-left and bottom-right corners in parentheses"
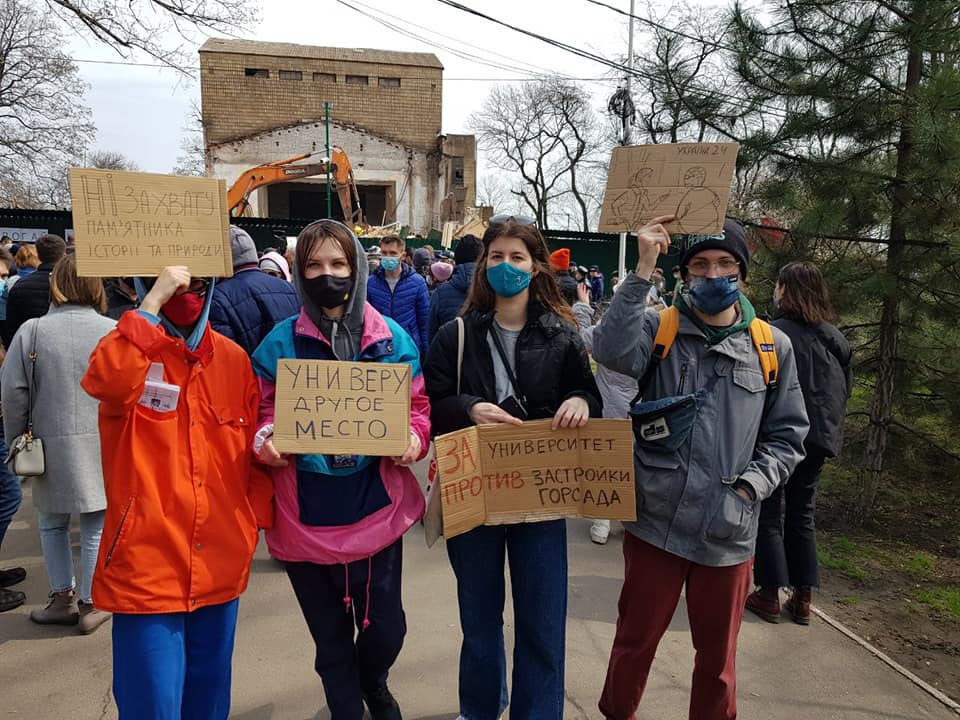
top-left (0, 432), bottom-right (20, 549)
top-left (446, 519), bottom-right (568, 720)
top-left (112, 598), bottom-right (240, 720)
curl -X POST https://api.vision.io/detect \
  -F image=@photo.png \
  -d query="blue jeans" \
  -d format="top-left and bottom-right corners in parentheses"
top-left (0, 433), bottom-right (21, 549)
top-left (112, 599), bottom-right (240, 720)
top-left (446, 519), bottom-right (568, 720)
top-left (37, 510), bottom-right (104, 602)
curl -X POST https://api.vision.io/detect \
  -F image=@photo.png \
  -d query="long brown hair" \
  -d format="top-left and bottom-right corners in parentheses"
top-left (777, 260), bottom-right (836, 324)
top-left (50, 254), bottom-right (106, 312)
top-left (461, 220), bottom-right (575, 324)
top-left (295, 220), bottom-right (358, 279)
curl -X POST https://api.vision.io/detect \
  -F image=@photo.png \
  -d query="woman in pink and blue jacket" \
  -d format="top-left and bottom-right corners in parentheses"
top-left (251, 220), bottom-right (429, 720)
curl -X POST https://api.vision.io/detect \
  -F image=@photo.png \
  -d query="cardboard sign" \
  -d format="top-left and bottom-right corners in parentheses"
top-left (68, 168), bottom-right (232, 277)
top-left (273, 359), bottom-right (412, 456)
top-left (435, 419), bottom-right (636, 538)
top-left (598, 143), bottom-right (740, 235)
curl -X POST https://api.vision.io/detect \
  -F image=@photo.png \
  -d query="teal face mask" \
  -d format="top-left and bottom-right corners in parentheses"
top-left (380, 256), bottom-right (400, 272)
top-left (486, 261), bottom-right (531, 298)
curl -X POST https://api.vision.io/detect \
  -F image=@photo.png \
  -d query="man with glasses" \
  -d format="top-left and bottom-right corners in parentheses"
top-left (592, 216), bottom-right (808, 720)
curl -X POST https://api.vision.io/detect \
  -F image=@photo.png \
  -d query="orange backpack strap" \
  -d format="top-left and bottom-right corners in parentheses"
top-left (651, 305), bottom-right (680, 361)
top-left (749, 318), bottom-right (779, 386)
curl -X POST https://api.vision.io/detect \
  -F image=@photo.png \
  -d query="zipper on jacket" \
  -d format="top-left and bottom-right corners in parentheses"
top-left (104, 497), bottom-right (134, 567)
top-left (677, 361), bottom-right (689, 395)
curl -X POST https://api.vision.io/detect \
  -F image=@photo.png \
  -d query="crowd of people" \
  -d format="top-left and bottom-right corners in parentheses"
top-left (0, 213), bottom-right (851, 720)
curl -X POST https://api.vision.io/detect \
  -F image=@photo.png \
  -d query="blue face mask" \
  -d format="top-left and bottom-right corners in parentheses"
top-left (380, 256), bottom-right (400, 272)
top-left (486, 262), bottom-right (531, 298)
top-left (686, 274), bottom-right (740, 315)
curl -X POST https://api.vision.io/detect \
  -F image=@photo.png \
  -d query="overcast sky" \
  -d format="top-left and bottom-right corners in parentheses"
top-left (70, 0), bottom-right (724, 174)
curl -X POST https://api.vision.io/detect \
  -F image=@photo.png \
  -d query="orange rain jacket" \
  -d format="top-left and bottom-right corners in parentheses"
top-left (81, 312), bottom-right (273, 614)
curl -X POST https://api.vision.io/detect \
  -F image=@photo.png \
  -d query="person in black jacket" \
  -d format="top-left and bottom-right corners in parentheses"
top-left (424, 218), bottom-right (601, 720)
top-left (746, 260), bottom-right (852, 625)
top-left (2, 234), bottom-right (65, 348)
top-left (428, 233), bottom-right (482, 342)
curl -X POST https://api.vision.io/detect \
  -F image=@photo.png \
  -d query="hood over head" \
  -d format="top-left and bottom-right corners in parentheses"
top-left (259, 251), bottom-right (291, 281)
top-left (293, 219), bottom-right (368, 360)
top-left (133, 274), bottom-right (217, 351)
top-left (230, 226), bottom-right (259, 268)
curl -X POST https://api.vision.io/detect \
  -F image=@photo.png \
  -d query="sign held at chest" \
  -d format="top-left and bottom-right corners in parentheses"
top-left (434, 419), bottom-right (636, 538)
top-left (68, 168), bottom-right (233, 277)
top-left (273, 359), bottom-right (412, 456)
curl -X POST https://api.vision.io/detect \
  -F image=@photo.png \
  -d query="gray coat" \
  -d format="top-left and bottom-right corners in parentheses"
top-left (593, 274), bottom-right (809, 567)
top-left (2, 305), bottom-right (116, 514)
top-left (572, 301), bottom-right (638, 420)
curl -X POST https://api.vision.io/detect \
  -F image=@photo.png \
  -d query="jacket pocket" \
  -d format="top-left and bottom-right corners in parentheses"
top-left (732, 366), bottom-right (766, 393)
top-left (705, 486), bottom-right (756, 542)
top-left (104, 496), bottom-right (134, 568)
top-left (635, 447), bottom-right (681, 519)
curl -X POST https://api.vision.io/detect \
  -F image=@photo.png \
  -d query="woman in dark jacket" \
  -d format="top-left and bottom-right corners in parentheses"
top-left (746, 261), bottom-right (852, 625)
top-left (424, 217), bottom-right (601, 720)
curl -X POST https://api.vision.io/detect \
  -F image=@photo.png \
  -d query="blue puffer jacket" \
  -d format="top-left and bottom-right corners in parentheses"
top-left (208, 267), bottom-right (300, 355)
top-left (428, 261), bottom-right (474, 343)
top-left (366, 263), bottom-right (431, 355)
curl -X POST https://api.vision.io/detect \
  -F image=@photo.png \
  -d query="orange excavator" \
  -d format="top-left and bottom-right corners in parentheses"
top-left (227, 146), bottom-right (363, 225)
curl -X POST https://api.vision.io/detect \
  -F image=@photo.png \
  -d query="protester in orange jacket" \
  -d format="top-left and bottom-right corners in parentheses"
top-left (81, 265), bottom-right (272, 720)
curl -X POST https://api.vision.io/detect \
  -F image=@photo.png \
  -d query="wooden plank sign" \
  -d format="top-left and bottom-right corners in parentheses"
top-left (68, 168), bottom-right (232, 277)
top-left (273, 359), bottom-right (412, 456)
top-left (434, 419), bottom-right (636, 538)
top-left (598, 142), bottom-right (740, 235)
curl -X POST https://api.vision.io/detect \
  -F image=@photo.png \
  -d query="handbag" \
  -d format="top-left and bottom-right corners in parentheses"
top-left (5, 322), bottom-right (45, 476)
top-left (423, 316), bottom-right (464, 547)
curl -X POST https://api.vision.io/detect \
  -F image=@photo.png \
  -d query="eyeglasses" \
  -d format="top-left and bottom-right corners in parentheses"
top-left (186, 278), bottom-right (210, 296)
top-left (686, 258), bottom-right (740, 274)
top-left (489, 213), bottom-right (536, 226)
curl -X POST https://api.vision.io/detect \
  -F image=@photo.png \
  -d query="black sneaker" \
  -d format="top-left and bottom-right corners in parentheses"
top-left (363, 685), bottom-right (402, 720)
top-left (0, 567), bottom-right (26, 588)
top-left (0, 587), bottom-right (25, 612)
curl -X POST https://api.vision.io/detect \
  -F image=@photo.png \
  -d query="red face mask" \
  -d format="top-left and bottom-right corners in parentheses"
top-left (162, 292), bottom-right (205, 326)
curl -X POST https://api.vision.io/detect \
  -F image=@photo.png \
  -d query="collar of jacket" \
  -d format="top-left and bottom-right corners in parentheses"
top-left (292, 304), bottom-right (396, 360)
top-left (375, 263), bottom-right (412, 281)
top-left (474, 301), bottom-right (565, 338)
top-left (675, 292), bottom-right (756, 346)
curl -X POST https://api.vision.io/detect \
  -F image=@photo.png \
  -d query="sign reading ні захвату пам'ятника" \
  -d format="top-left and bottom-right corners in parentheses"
top-left (68, 167), bottom-right (232, 277)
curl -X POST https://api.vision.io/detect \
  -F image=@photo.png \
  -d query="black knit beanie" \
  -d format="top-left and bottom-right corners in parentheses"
top-left (679, 219), bottom-right (750, 279)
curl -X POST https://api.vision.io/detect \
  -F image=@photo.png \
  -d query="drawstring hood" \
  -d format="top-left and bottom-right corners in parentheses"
top-left (340, 557), bottom-right (375, 631)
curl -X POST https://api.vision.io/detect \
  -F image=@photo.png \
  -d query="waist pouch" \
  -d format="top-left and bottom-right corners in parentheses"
top-left (629, 390), bottom-right (705, 453)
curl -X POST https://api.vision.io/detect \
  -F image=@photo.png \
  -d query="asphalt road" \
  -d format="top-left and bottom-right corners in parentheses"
top-left (0, 475), bottom-right (955, 719)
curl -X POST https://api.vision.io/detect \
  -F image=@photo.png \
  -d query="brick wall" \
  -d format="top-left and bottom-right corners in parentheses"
top-left (200, 48), bottom-right (443, 152)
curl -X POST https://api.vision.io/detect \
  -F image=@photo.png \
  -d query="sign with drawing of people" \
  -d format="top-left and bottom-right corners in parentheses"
top-left (598, 142), bottom-right (740, 235)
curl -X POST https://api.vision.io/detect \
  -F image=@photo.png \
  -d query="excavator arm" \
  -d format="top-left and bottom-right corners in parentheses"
top-left (227, 146), bottom-right (363, 226)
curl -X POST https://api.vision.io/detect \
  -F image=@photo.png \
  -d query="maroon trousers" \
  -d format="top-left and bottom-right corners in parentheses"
top-left (599, 533), bottom-right (752, 720)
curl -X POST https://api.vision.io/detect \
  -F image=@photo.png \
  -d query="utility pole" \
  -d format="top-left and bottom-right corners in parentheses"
top-left (324, 102), bottom-right (332, 219)
top-left (617, 0), bottom-right (635, 282)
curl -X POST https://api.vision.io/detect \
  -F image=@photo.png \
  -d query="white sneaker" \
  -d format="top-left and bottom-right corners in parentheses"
top-left (589, 520), bottom-right (610, 545)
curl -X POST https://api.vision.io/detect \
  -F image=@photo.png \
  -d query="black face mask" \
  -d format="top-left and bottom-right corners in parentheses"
top-left (302, 274), bottom-right (352, 309)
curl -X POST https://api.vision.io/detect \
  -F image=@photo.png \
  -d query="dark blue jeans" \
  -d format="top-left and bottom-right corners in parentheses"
top-left (0, 432), bottom-right (21, 550)
top-left (754, 448), bottom-right (827, 589)
top-left (446, 519), bottom-right (568, 720)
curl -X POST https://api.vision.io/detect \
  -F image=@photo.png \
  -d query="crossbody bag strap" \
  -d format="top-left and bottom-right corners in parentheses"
top-left (487, 323), bottom-right (527, 404)
top-left (455, 316), bottom-right (464, 395)
top-left (26, 321), bottom-right (39, 437)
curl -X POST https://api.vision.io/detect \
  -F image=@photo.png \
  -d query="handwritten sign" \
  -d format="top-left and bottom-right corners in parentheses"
top-left (0, 228), bottom-right (48, 243)
top-left (68, 168), bottom-right (232, 277)
top-left (434, 419), bottom-right (636, 538)
top-left (273, 359), bottom-right (411, 456)
top-left (598, 142), bottom-right (740, 235)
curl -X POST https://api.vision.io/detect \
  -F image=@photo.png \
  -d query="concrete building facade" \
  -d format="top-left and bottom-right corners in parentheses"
top-left (199, 39), bottom-right (476, 232)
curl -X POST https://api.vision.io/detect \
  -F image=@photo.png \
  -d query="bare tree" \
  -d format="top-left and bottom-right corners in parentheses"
top-left (0, 0), bottom-right (93, 208)
top-left (43, 0), bottom-right (260, 74)
top-left (88, 150), bottom-right (140, 171)
top-left (475, 173), bottom-right (508, 210)
top-left (469, 77), bottom-right (602, 230)
top-left (172, 102), bottom-right (205, 176)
